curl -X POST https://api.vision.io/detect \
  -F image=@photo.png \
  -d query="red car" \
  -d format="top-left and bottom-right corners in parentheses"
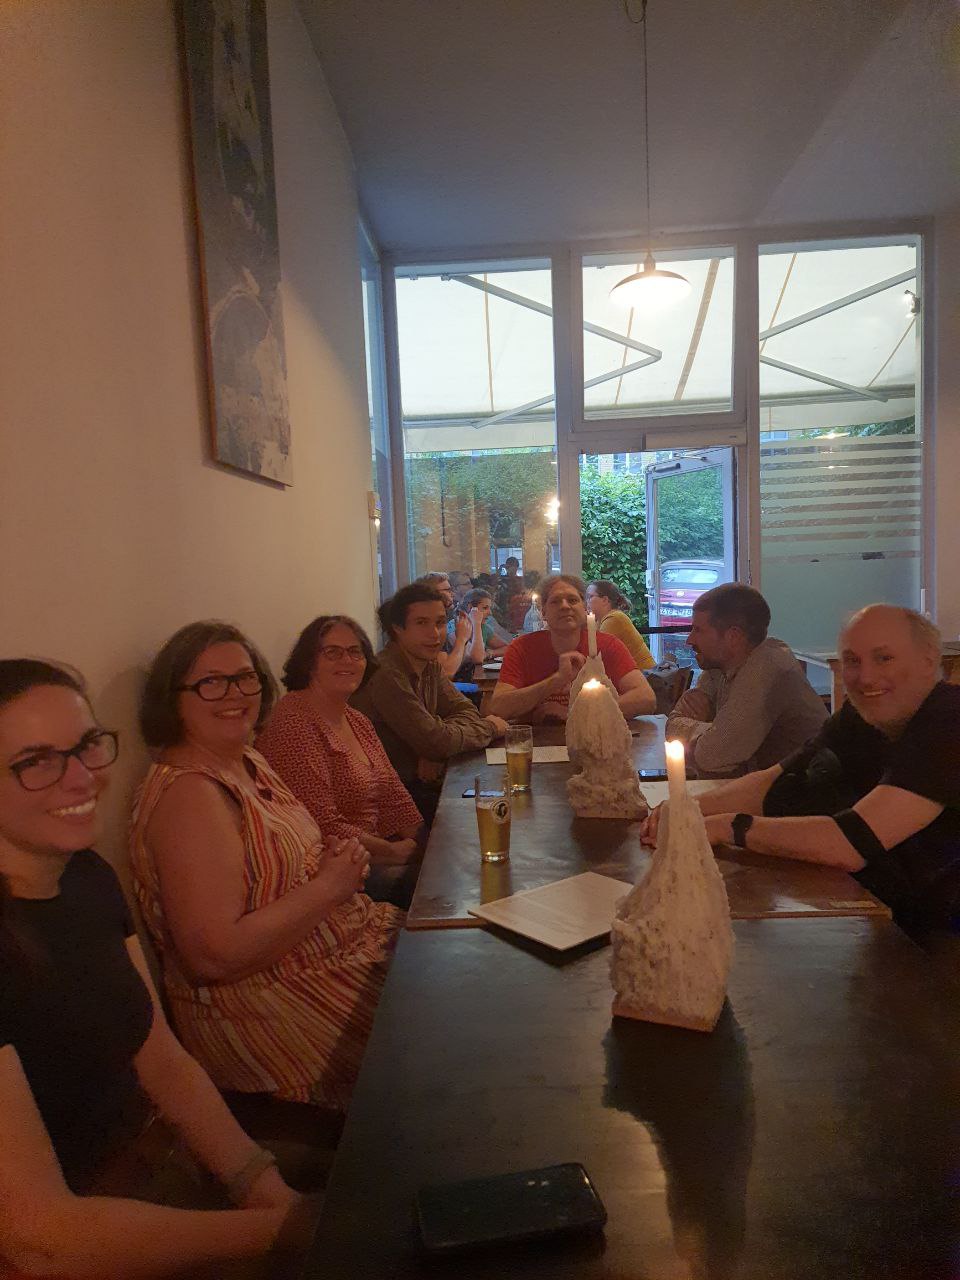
top-left (657, 560), bottom-right (724, 622)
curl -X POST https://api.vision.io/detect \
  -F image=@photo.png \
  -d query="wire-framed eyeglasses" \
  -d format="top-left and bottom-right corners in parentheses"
top-left (178, 671), bottom-right (264, 701)
top-left (318, 645), bottom-right (366, 662)
top-left (9, 729), bottom-right (119, 792)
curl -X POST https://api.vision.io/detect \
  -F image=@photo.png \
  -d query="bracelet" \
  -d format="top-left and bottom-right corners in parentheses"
top-left (225, 1146), bottom-right (278, 1206)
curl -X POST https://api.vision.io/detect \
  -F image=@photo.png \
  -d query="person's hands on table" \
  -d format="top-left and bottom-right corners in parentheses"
top-left (639, 803), bottom-right (662, 846)
top-left (483, 714), bottom-right (511, 738)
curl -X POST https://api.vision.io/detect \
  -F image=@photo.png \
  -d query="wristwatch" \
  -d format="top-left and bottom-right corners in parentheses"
top-left (731, 813), bottom-right (754, 849)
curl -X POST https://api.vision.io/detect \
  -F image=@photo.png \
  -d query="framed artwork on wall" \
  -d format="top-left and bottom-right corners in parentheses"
top-left (181, 0), bottom-right (292, 485)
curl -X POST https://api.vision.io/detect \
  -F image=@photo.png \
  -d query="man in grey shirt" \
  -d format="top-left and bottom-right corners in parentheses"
top-left (667, 583), bottom-right (827, 776)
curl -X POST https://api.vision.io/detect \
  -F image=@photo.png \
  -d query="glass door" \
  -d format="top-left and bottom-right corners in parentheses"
top-left (645, 448), bottom-right (736, 662)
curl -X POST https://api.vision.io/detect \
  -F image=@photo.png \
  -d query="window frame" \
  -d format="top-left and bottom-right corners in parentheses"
top-left (380, 220), bottom-right (931, 617)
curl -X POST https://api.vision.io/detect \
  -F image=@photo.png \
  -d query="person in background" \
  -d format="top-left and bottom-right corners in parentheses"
top-left (494, 556), bottom-right (525, 631)
top-left (447, 570), bottom-right (474, 606)
top-left (256, 616), bottom-right (424, 908)
top-left (417, 572), bottom-right (473, 679)
top-left (586, 579), bottom-right (656, 670)
top-left (644, 605), bottom-right (959, 929)
top-left (446, 588), bottom-right (508, 680)
top-left (352, 584), bottom-right (510, 822)
top-left (0, 659), bottom-right (307, 1279)
top-left (490, 573), bottom-right (656, 723)
top-left (130, 622), bottom-right (402, 1114)
top-left (666, 583), bottom-right (827, 776)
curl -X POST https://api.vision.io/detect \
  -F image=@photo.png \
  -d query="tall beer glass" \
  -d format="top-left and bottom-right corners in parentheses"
top-left (505, 725), bottom-right (533, 793)
top-left (475, 789), bottom-right (511, 863)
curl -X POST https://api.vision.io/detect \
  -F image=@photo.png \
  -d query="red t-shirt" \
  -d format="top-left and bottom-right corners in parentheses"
top-left (497, 630), bottom-right (637, 715)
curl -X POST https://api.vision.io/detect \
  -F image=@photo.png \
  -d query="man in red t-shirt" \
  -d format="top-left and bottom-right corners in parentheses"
top-left (490, 573), bottom-right (656, 722)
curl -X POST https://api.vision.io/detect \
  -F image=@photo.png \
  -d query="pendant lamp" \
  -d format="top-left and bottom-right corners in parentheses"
top-left (611, 0), bottom-right (689, 309)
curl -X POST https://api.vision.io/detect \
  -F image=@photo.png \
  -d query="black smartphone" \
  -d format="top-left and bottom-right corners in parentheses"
top-left (637, 768), bottom-right (669, 780)
top-left (462, 788), bottom-right (504, 798)
top-left (416, 1162), bottom-right (607, 1254)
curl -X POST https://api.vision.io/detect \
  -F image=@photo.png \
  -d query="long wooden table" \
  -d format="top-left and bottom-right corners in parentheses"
top-left (407, 719), bottom-right (889, 929)
top-left (301, 921), bottom-right (958, 1279)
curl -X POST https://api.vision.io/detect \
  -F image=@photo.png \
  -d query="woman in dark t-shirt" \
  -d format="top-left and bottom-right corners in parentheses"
top-left (0, 660), bottom-right (305, 1278)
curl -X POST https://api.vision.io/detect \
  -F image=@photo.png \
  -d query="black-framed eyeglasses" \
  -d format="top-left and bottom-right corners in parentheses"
top-left (318, 645), bottom-right (366, 662)
top-left (177, 671), bottom-right (264, 701)
top-left (9, 729), bottom-right (119, 792)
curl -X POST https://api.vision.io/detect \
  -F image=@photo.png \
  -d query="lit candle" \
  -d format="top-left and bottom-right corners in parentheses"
top-left (582, 678), bottom-right (603, 693)
top-left (665, 739), bottom-right (687, 805)
top-left (586, 610), bottom-right (598, 657)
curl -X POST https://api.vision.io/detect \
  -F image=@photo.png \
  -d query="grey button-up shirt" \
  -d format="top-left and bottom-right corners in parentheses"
top-left (667, 637), bottom-right (828, 776)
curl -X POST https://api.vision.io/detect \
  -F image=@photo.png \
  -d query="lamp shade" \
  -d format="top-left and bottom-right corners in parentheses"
top-left (610, 252), bottom-right (690, 309)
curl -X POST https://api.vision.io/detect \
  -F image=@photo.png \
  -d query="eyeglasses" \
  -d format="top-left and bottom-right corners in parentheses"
top-left (9, 729), bottom-right (119, 792)
top-left (178, 671), bottom-right (263, 700)
top-left (318, 645), bottom-right (366, 663)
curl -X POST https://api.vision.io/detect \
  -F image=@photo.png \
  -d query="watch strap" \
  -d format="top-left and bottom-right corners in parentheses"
top-left (731, 812), bottom-right (754, 849)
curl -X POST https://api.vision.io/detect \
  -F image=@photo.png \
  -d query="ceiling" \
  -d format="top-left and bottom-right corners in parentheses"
top-left (297, 0), bottom-right (960, 254)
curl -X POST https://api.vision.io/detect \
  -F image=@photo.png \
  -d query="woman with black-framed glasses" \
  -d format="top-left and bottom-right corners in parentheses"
top-left (256, 616), bottom-right (424, 908)
top-left (130, 621), bottom-right (403, 1114)
top-left (0, 659), bottom-right (307, 1278)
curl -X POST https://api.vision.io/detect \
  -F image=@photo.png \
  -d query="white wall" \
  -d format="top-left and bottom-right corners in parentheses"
top-left (0, 0), bottom-right (375, 866)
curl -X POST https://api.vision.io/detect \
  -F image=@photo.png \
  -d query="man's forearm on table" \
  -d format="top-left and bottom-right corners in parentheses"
top-left (490, 677), bottom-right (559, 718)
top-left (739, 813), bottom-right (865, 871)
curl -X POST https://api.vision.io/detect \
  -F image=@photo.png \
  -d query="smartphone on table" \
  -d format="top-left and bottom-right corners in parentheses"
top-left (416, 1162), bottom-right (607, 1253)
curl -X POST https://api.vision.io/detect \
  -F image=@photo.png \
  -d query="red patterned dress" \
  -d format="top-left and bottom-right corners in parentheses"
top-left (129, 750), bottom-right (402, 1109)
top-left (255, 692), bottom-right (422, 841)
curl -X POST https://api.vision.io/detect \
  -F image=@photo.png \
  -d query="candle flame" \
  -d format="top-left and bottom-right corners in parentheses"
top-left (583, 679), bottom-right (603, 690)
top-left (665, 739), bottom-right (685, 763)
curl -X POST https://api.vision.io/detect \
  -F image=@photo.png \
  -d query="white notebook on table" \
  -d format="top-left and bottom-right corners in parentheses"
top-left (468, 872), bottom-right (633, 950)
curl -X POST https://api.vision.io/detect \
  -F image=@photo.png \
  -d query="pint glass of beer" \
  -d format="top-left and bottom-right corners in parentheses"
top-left (505, 725), bottom-right (534, 793)
top-left (475, 789), bottom-right (511, 863)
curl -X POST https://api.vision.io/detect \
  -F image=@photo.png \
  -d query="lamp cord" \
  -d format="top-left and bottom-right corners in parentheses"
top-left (623, 0), bottom-right (652, 251)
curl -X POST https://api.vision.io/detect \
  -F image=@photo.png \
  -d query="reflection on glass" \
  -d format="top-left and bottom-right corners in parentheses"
top-left (603, 1006), bottom-right (754, 1279)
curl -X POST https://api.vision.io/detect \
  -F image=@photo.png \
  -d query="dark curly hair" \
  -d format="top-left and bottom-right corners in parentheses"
top-left (139, 621), bottom-right (278, 749)
top-left (377, 583), bottom-right (445, 640)
top-left (281, 616), bottom-right (376, 691)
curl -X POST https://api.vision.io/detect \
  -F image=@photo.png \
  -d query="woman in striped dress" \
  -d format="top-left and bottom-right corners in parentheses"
top-left (130, 622), bottom-right (403, 1111)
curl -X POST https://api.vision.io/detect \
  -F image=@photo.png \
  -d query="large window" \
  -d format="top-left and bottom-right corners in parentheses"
top-left (581, 248), bottom-right (735, 420)
top-left (384, 232), bottom-right (925, 647)
top-left (395, 260), bottom-right (558, 631)
top-left (758, 239), bottom-right (920, 648)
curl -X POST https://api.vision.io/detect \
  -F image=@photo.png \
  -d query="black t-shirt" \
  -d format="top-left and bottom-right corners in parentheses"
top-left (769, 682), bottom-right (960, 925)
top-left (0, 850), bottom-right (154, 1190)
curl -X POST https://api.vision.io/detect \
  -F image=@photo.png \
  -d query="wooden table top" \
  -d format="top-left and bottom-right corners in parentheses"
top-left (407, 719), bottom-right (889, 929)
top-left (302, 921), bottom-right (958, 1280)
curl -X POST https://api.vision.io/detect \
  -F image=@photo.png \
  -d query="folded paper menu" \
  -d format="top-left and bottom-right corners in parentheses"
top-left (637, 779), bottom-right (722, 806)
top-left (468, 872), bottom-right (633, 950)
top-left (485, 745), bottom-right (569, 765)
